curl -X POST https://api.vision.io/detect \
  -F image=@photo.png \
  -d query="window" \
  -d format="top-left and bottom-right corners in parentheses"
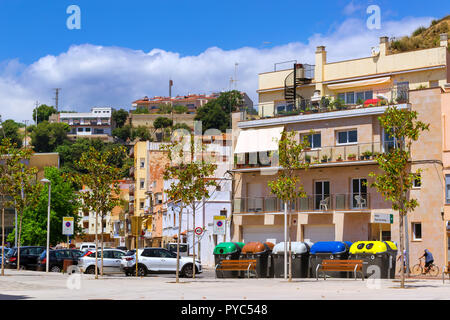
top-left (140, 158), bottom-right (145, 168)
top-left (140, 201), bottom-right (144, 209)
top-left (412, 223), bottom-right (422, 240)
top-left (446, 175), bottom-right (450, 204)
top-left (142, 249), bottom-right (158, 257)
top-left (352, 178), bottom-right (368, 209)
top-left (429, 80), bottom-right (439, 88)
top-left (156, 193), bottom-right (163, 205)
top-left (85, 127), bottom-right (91, 132)
top-left (112, 251), bottom-right (125, 259)
top-left (314, 181), bottom-right (330, 210)
top-left (338, 91), bottom-right (372, 104)
top-left (413, 173), bottom-right (421, 188)
top-left (140, 179), bottom-right (145, 190)
top-left (303, 133), bottom-right (321, 149)
top-left (77, 127), bottom-right (83, 132)
top-left (345, 92), bottom-right (355, 104)
top-left (337, 130), bottom-right (357, 144)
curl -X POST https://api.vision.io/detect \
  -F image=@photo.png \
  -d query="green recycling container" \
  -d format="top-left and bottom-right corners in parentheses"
top-left (349, 241), bottom-right (398, 279)
top-left (214, 242), bottom-right (245, 278)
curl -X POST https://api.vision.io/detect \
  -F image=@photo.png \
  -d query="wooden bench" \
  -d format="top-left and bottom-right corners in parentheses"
top-left (316, 260), bottom-right (364, 281)
top-left (443, 262), bottom-right (450, 284)
top-left (215, 259), bottom-right (257, 279)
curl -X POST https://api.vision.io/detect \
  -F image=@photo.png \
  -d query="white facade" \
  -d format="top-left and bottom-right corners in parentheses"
top-left (60, 107), bottom-right (114, 137)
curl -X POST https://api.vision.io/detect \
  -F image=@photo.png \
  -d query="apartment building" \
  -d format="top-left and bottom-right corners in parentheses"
top-left (232, 34), bottom-right (450, 269)
top-left (53, 107), bottom-right (115, 141)
top-left (163, 133), bottom-right (233, 266)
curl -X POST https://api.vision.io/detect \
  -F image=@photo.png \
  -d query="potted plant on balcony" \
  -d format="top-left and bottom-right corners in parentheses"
top-left (312, 156), bottom-right (320, 164)
top-left (304, 106), bottom-right (312, 114)
top-left (362, 150), bottom-right (373, 160)
top-left (321, 154), bottom-right (329, 163)
top-left (336, 154), bottom-right (343, 162)
top-left (347, 153), bottom-right (357, 161)
top-left (305, 155), bottom-right (311, 163)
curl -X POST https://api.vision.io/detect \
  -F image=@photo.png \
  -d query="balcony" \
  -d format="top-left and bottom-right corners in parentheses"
top-left (234, 141), bottom-right (392, 170)
top-left (233, 193), bottom-right (371, 214)
top-left (241, 85), bottom-right (409, 121)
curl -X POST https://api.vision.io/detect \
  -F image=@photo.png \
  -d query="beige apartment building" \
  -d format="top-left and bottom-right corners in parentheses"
top-left (231, 34), bottom-right (450, 270)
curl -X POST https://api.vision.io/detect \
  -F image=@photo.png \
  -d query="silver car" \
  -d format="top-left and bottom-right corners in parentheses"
top-left (121, 247), bottom-right (202, 277)
top-left (78, 249), bottom-right (127, 274)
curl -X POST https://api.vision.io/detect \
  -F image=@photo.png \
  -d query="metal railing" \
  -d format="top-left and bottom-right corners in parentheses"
top-left (234, 141), bottom-right (394, 169)
top-left (233, 193), bottom-right (371, 214)
top-left (240, 85), bottom-right (409, 121)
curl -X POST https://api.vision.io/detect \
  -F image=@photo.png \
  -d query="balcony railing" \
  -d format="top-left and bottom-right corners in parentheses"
top-left (240, 85), bottom-right (409, 121)
top-left (233, 193), bottom-right (371, 214)
top-left (234, 141), bottom-right (394, 169)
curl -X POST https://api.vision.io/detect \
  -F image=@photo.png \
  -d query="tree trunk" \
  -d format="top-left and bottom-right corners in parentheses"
top-left (176, 205), bottom-right (183, 283)
top-left (95, 212), bottom-right (98, 279)
top-left (192, 205), bottom-right (196, 279)
top-left (399, 211), bottom-right (405, 289)
top-left (288, 205), bottom-right (292, 282)
top-left (101, 220), bottom-right (104, 276)
top-left (1, 204), bottom-right (4, 276)
top-left (17, 210), bottom-right (24, 271)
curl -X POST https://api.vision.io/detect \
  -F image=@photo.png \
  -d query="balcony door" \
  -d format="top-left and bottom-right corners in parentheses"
top-left (352, 178), bottom-right (367, 209)
top-left (315, 181), bottom-right (330, 210)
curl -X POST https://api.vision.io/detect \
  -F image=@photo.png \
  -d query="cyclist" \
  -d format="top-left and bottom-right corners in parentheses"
top-left (419, 249), bottom-right (434, 274)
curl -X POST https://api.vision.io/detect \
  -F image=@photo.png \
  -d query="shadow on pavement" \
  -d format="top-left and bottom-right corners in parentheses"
top-left (0, 294), bottom-right (29, 300)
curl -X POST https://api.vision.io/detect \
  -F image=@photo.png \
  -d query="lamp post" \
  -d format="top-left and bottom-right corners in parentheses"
top-left (41, 178), bottom-right (51, 273)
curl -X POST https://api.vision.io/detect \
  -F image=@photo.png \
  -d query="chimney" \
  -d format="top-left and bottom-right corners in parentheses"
top-left (379, 36), bottom-right (389, 56)
top-left (315, 46), bottom-right (327, 84)
top-left (440, 33), bottom-right (448, 47)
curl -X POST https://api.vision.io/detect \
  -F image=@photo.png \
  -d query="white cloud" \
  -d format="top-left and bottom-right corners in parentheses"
top-left (0, 15), bottom-right (434, 122)
top-left (343, 1), bottom-right (362, 15)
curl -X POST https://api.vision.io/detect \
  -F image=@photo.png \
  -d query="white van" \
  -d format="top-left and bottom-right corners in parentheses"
top-left (79, 243), bottom-right (97, 252)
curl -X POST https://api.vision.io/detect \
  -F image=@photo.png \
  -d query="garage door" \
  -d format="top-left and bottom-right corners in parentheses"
top-left (243, 226), bottom-right (285, 244)
top-left (303, 225), bottom-right (335, 243)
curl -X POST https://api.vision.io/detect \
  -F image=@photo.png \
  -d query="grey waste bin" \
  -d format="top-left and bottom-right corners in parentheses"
top-left (272, 241), bottom-right (312, 278)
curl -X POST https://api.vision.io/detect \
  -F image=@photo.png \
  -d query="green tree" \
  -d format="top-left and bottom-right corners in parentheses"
top-left (173, 105), bottom-right (188, 114)
top-left (267, 130), bottom-right (310, 281)
top-left (32, 104), bottom-right (57, 124)
top-left (0, 138), bottom-right (26, 275)
top-left (161, 134), bottom-right (217, 282)
top-left (131, 125), bottom-right (152, 141)
top-left (173, 123), bottom-right (192, 132)
top-left (112, 124), bottom-right (133, 142)
top-left (131, 107), bottom-right (149, 114)
top-left (154, 117), bottom-right (173, 141)
top-left (369, 106), bottom-right (429, 288)
top-left (157, 103), bottom-right (172, 114)
top-left (4, 144), bottom-right (43, 270)
top-left (1, 120), bottom-right (22, 148)
top-left (215, 90), bottom-right (244, 113)
top-left (19, 166), bottom-right (79, 246)
top-left (71, 146), bottom-right (123, 278)
top-left (112, 109), bottom-right (129, 128)
top-left (30, 121), bottom-right (70, 153)
top-left (195, 101), bottom-right (229, 133)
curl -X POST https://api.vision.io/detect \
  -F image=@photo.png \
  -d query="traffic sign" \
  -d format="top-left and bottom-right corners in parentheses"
top-left (62, 217), bottom-right (74, 235)
top-left (194, 227), bottom-right (203, 236)
top-left (372, 213), bottom-right (393, 224)
top-left (213, 216), bottom-right (226, 235)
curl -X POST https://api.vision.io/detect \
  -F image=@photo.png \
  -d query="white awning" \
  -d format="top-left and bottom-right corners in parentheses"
top-left (234, 126), bottom-right (284, 154)
top-left (327, 76), bottom-right (391, 90)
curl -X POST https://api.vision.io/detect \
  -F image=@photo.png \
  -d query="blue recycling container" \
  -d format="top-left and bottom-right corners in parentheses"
top-left (309, 241), bottom-right (351, 278)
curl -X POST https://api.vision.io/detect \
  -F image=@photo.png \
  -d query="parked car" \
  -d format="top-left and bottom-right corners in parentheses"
top-left (166, 243), bottom-right (188, 257)
top-left (79, 243), bottom-right (96, 252)
top-left (121, 247), bottom-right (202, 277)
top-left (37, 249), bottom-right (84, 272)
top-left (0, 247), bottom-right (10, 265)
top-left (77, 249), bottom-right (127, 274)
top-left (5, 246), bottom-right (46, 270)
top-left (116, 246), bottom-right (127, 251)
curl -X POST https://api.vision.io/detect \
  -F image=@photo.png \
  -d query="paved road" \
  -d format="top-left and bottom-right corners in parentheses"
top-left (0, 269), bottom-right (449, 300)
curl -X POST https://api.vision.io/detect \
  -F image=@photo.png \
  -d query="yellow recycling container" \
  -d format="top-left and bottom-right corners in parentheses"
top-left (349, 241), bottom-right (398, 279)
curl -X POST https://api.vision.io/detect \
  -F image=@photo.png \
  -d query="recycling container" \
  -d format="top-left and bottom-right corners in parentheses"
top-left (214, 242), bottom-right (245, 278)
top-left (272, 241), bottom-right (312, 278)
top-left (240, 242), bottom-right (274, 278)
top-left (349, 241), bottom-right (398, 279)
top-left (309, 241), bottom-right (351, 278)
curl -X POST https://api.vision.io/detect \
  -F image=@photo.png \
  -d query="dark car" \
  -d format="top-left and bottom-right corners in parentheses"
top-left (37, 249), bottom-right (84, 272)
top-left (5, 246), bottom-right (46, 270)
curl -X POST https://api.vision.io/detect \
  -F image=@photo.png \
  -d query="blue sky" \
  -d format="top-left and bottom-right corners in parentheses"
top-left (0, 0), bottom-right (448, 121)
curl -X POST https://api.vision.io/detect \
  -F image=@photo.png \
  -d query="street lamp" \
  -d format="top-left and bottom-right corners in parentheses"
top-left (41, 178), bottom-right (51, 273)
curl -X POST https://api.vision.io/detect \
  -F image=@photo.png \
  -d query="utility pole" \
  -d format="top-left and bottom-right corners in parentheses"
top-left (54, 88), bottom-right (61, 112)
top-left (169, 80), bottom-right (173, 132)
top-left (34, 101), bottom-right (39, 125)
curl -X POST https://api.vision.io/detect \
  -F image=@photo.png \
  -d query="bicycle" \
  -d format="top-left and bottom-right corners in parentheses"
top-left (411, 258), bottom-right (440, 276)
